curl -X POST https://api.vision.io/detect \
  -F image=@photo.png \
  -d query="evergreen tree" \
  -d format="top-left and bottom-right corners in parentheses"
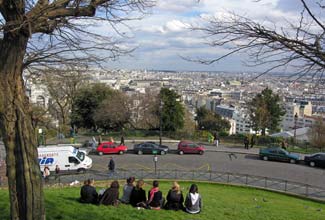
top-left (71, 83), bottom-right (114, 130)
top-left (195, 106), bottom-right (230, 133)
top-left (249, 88), bottom-right (285, 135)
top-left (159, 88), bottom-right (185, 131)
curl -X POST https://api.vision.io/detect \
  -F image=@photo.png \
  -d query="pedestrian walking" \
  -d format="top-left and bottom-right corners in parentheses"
top-left (244, 136), bottom-right (249, 149)
top-left (250, 135), bottom-right (256, 148)
top-left (120, 135), bottom-right (125, 145)
top-left (213, 133), bottom-right (219, 148)
top-left (108, 157), bottom-right (115, 176)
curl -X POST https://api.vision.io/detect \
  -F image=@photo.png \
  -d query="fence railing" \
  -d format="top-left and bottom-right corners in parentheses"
top-left (40, 169), bottom-right (325, 201)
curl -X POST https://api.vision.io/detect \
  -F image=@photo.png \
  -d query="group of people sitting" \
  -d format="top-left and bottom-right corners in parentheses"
top-left (79, 177), bottom-right (202, 214)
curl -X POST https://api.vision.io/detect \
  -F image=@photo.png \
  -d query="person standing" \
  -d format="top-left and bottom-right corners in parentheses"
top-left (250, 135), bottom-right (256, 148)
top-left (244, 136), bottom-right (249, 149)
top-left (43, 166), bottom-right (50, 182)
top-left (108, 157), bottom-right (115, 176)
top-left (120, 135), bottom-right (125, 145)
top-left (55, 165), bottom-right (60, 174)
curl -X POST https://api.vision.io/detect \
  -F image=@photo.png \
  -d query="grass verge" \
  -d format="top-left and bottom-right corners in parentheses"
top-left (1, 181), bottom-right (324, 220)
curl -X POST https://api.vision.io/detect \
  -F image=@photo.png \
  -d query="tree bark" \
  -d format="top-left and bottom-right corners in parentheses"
top-left (0, 35), bottom-right (45, 220)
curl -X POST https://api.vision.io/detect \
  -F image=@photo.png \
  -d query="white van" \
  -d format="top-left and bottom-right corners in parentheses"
top-left (38, 146), bottom-right (92, 174)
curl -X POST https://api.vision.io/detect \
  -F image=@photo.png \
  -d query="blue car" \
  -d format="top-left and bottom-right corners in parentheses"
top-left (259, 147), bottom-right (300, 164)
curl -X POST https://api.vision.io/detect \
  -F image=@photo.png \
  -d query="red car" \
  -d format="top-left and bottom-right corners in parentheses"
top-left (177, 141), bottom-right (205, 155)
top-left (96, 142), bottom-right (128, 155)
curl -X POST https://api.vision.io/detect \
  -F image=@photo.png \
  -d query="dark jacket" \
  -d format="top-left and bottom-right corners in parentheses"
top-left (147, 189), bottom-right (163, 208)
top-left (108, 159), bottom-right (115, 171)
top-left (164, 190), bottom-right (184, 211)
top-left (130, 187), bottom-right (146, 207)
top-left (99, 188), bottom-right (119, 206)
top-left (80, 185), bottom-right (98, 204)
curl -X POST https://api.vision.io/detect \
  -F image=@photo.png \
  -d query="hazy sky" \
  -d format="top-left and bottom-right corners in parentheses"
top-left (104, 0), bottom-right (315, 72)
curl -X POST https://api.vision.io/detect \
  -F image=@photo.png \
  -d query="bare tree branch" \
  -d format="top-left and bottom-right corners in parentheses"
top-left (190, 0), bottom-right (325, 77)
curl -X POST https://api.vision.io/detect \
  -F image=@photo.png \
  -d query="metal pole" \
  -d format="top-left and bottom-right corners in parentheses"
top-left (159, 100), bottom-right (163, 146)
top-left (294, 113), bottom-right (298, 144)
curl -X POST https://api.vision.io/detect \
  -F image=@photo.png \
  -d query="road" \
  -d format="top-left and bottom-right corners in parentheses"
top-left (1, 140), bottom-right (324, 189)
top-left (89, 148), bottom-right (325, 188)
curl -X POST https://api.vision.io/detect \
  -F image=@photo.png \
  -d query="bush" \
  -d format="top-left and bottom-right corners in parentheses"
top-left (256, 136), bottom-right (281, 146)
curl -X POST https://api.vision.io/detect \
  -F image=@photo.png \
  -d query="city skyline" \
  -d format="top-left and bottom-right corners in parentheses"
top-left (102, 0), bottom-right (317, 72)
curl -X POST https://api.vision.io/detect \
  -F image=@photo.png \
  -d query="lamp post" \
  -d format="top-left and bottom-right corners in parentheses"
top-left (294, 113), bottom-right (298, 144)
top-left (153, 154), bottom-right (158, 175)
top-left (159, 100), bottom-right (164, 146)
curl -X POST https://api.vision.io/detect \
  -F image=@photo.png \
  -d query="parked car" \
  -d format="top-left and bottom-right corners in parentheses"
top-left (259, 147), bottom-right (300, 164)
top-left (133, 142), bottom-right (169, 155)
top-left (304, 153), bottom-right (325, 168)
top-left (177, 141), bottom-right (205, 155)
top-left (96, 142), bottom-right (127, 156)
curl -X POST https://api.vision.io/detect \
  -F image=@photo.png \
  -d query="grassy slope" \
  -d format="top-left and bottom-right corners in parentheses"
top-left (0, 181), bottom-right (324, 220)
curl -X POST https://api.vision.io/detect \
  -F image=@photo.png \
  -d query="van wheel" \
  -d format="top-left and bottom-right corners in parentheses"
top-left (290, 159), bottom-right (296, 164)
top-left (160, 151), bottom-right (166, 155)
top-left (98, 152), bottom-right (103, 156)
top-left (179, 151), bottom-right (184, 155)
top-left (77, 168), bottom-right (86, 174)
top-left (138, 150), bottom-right (143, 155)
top-left (263, 156), bottom-right (268, 161)
top-left (119, 151), bottom-right (124, 155)
top-left (310, 161), bottom-right (315, 167)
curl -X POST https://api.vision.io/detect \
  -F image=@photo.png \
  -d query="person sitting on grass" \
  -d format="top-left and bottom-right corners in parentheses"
top-left (130, 179), bottom-right (147, 208)
top-left (164, 181), bottom-right (184, 211)
top-left (99, 180), bottom-right (120, 206)
top-left (184, 184), bottom-right (202, 214)
top-left (79, 179), bottom-right (98, 204)
top-left (147, 180), bottom-right (164, 210)
top-left (120, 176), bottom-right (135, 204)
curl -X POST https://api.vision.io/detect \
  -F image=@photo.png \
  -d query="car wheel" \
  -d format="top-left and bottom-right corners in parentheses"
top-left (199, 151), bottom-right (204, 155)
top-left (138, 150), bottom-right (143, 155)
top-left (119, 151), bottom-right (124, 155)
top-left (179, 150), bottom-right (184, 155)
top-left (309, 161), bottom-right (315, 167)
top-left (262, 156), bottom-right (268, 161)
top-left (77, 168), bottom-right (86, 174)
top-left (98, 152), bottom-right (103, 156)
top-left (160, 151), bottom-right (166, 155)
top-left (290, 159), bottom-right (296, 164)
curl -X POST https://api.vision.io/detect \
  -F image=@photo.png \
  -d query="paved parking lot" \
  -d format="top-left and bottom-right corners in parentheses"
top-left (89, 148), bottom-right (325, 188)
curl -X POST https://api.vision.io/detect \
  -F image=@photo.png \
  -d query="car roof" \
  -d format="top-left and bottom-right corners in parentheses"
top-left (310, 152), bottom-right (325, 156)
top-left (265, 147), bottom-right (281, 150)
top-left (180, 140), bottom-right (197, 144)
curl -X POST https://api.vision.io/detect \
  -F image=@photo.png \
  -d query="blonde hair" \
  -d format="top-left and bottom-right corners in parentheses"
top-left (172, 181), bottom-right (181, 194)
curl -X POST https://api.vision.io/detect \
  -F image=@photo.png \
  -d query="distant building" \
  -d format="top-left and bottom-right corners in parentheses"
top-left (282, 100), bottom-right (312, 131)
top-left (215, 105), bottom-right (235, 118)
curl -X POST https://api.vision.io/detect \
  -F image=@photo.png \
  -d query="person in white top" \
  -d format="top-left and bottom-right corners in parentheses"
top-left (184, 184), bottom-right (202, 214)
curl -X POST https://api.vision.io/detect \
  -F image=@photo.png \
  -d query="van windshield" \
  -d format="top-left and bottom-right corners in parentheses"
top-left (76, 151), bottom-right (85, 162)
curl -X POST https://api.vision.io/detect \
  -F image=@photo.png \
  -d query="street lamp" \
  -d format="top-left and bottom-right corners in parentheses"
top-left (294, 113), bottom-right (298, 143)
top-left (153, 154), bottom-right (158, 175)
top-left (159, 100), bottom-right (164, 146)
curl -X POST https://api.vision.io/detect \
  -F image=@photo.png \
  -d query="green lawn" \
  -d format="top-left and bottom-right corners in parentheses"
top-left (1, 181), bottom-right (324, 220)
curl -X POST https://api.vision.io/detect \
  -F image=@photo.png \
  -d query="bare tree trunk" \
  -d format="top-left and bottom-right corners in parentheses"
top-left (0, 35), bottom-right (45, 220)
